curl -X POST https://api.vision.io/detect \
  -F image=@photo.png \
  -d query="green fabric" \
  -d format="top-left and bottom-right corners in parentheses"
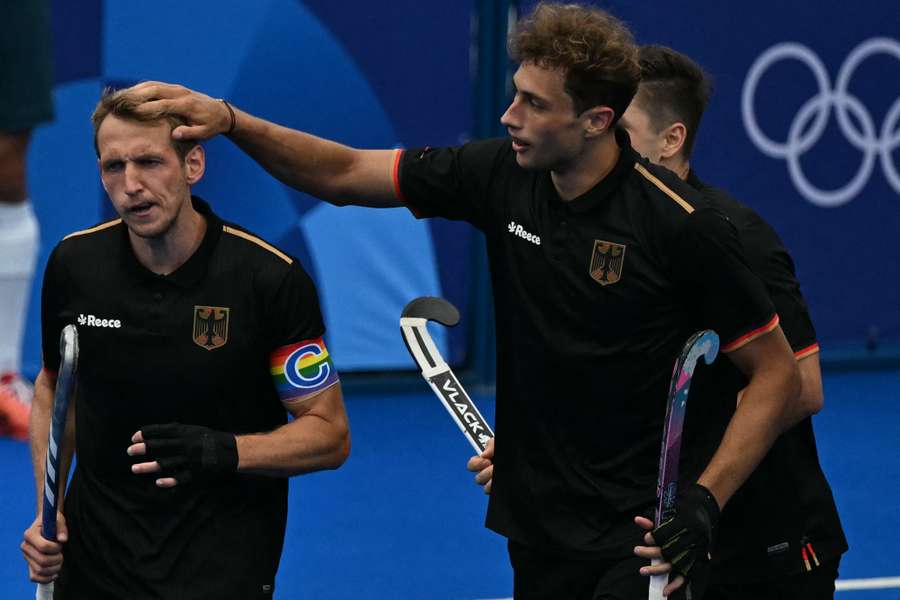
top-left (0, 0), bottom-right (54, 131)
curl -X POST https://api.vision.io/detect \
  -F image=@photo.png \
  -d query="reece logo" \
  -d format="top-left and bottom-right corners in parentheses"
top-left (507, 221), bottom-right (541, 245)
top-left (77, 313), bottom-right (122, 329)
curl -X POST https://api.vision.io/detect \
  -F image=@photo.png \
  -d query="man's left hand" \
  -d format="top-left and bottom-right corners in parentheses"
top-left (634, 483), bottom-right (719, 597)
top-left (128, 423), bottom-right (238, 487)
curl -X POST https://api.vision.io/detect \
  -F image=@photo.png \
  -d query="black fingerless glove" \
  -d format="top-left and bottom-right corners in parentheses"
top-left (139, 423), bottom-right (238, 485)
top-left (652, 482), bottom-right (720, 579)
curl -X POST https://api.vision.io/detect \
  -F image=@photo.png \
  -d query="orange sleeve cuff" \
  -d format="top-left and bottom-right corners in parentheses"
top-left (392, 149), bottom-right (426, 219)
top-left (392, 148), bottom-right (405, 203)
top-left (794, 343), bottom-right (820, 361)
top-left (722, 314), bottom-right (780, 353)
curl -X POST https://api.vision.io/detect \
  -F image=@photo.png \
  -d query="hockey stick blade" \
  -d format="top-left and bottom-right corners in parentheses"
top-left (401, 296), bottom-right (460, 327)
top-left (400, 296), bottom-right (493, 453)
top-left (37, 325), bottom-right (79, 600)
top-left (649, 329), bottom-right (718, 600)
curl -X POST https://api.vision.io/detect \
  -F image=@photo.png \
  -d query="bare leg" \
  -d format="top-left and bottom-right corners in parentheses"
top-left (0, 130), bottom-right (40, 438)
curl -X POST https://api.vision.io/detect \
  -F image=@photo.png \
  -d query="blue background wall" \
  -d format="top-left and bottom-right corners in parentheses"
top-left (24, 0), bottom-right (476, 377)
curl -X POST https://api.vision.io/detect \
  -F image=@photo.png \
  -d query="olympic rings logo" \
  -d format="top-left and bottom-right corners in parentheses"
top-left (742, 38), bottom-right (900, 207)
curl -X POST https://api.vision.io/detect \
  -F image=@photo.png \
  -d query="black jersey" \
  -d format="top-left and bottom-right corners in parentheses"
top-left (40, 198), bottom-right (326, 599)
top-left (687, 173), bottom-right (847, 583)
top-left (396, 130), bottom-right (777, 556)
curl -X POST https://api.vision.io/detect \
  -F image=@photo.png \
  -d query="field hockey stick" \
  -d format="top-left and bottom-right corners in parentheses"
top-left (400, 296), bottom-right (493, 453)
top-left (36, 325), bottom-right (79, 600)
top-left (649, 329), bottom-right (719, 600)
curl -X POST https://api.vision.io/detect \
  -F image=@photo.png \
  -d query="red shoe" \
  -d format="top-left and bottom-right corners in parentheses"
top-left (0, 372), bottom-right (33, 441)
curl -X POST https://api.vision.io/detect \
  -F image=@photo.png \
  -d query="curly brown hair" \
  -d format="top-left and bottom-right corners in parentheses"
top-left (91, 86), bottom-right (197, 159)
top-left (509, 2), bottom-right (640, 123)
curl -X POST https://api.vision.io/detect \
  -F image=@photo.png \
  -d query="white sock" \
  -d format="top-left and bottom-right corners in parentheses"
top-left (0, 200), bottom-right (39, 374)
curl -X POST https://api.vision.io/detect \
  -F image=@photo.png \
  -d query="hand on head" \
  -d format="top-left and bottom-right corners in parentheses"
top-left (130, 81), bottom-right (233, 142)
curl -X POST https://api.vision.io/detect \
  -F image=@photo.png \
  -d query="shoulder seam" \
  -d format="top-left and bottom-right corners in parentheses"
top-left (62, 219), bottom-right (122, 240)
top-left (222, 225), bottom-right (293, 264)
top-left (633, 163), bottom-right (695, 214)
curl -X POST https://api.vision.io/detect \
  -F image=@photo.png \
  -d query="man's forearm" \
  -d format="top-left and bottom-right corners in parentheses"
top-left (131, 81), bottom-right (403, 207)
top-left (235, 384), bottom-right (350, 477)
top-left (28, 369), bottom-right (77, 514)
top-left (29, 371), bottom-right (76, 515)
top-left (29, 375), bottom-right (52, 513)
top-left (235, 414), bottom-right (349, 477)
top-left (792, 353), bottom-right (824, 421)
top-left (228, 108), bottom-right (400, 207)
top-left (697, 357), bottom-right (800, 508)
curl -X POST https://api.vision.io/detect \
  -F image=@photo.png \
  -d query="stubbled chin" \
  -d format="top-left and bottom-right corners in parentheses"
top-left (514, 152), bottom-right (539, 170)
top-left (126, 218), bottom-right (169, 240)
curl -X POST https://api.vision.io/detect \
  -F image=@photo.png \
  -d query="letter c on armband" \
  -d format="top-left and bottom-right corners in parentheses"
top-left (284, 343), bottom-right (331, 388)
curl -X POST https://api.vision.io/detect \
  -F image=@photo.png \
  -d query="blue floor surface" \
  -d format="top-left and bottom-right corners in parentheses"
top-left (1, 369), bottom-right (898, 598)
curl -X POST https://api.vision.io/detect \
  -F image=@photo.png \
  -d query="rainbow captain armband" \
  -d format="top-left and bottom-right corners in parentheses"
top-left (270, 337), bottom-right (339, 402)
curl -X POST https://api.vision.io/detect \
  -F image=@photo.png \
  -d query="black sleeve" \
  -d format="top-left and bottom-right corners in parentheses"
top-left (740, 215), bottom-right (818, 355)
top-left (40, 244), bottom-right (68, 373)
top-left (264, 261), bottom-right (327, 350)
top-left (673, 208), bottom-right (778, 352)
top-left (396, 138), bottom-right (510, 230)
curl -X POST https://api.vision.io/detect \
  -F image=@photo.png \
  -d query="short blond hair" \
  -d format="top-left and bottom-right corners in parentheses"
top-left (91, 86), bottom-right (197, 159)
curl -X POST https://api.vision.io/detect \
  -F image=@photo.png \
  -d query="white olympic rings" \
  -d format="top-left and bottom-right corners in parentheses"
top-left (742, 37), bottom-right (900, 207)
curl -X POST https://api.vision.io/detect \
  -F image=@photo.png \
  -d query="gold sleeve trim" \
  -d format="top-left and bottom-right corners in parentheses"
top-left (63, 219), bottom-right (122, 240)
top-left (634, 163), bottom-right (695, 214)
top-left (222, 225), bottom-right (293, 264)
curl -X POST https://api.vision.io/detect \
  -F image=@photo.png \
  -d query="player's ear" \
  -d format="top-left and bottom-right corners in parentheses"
top-left (583, 106), bottom-right (615, 138)
top-left (660, 122), bottom-right (687, 160)
top-left (183, 144), bottom-right (205, 185)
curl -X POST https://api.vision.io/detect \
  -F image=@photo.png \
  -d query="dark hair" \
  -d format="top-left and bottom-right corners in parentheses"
top-left (635, 45), bottom-right (712, 158)
top-left (510, 2), bottom-right (640, 123)
top-left (91, 86), bottom-right (197, 159)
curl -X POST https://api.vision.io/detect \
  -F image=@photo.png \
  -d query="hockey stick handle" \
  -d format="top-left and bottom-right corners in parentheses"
top-left (649, 566), bottom-right (666, 598)
top-left (648, 330), bottom-right (719, 600)
top-left (400, 301), bottom-right (494, 454)
top-left (37, 325), bottom-right (79, 600)
top-left (425, 368), bottom-right (494, 453)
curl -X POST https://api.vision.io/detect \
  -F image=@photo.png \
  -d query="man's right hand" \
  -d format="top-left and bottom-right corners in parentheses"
top-left (466, 437), bottom-right (494, 494)
top-left (130, 81), bottom-right (233, 141)
top-left (21, 513), bottom-right (68, 583)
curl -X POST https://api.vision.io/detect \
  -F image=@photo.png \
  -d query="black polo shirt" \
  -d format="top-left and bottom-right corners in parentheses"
top-left (41, 198), bottom-right (326, 599)
top-left (396, 129), bottom-right (777, 556)
top-left (686, 173), bottom-right (847, 583)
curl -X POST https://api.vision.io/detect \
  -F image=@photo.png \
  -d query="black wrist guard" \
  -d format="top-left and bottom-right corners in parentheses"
top-left (139, 423), bottom-right (238, 485)
top-left (652, 482), bottom-right (720, 579)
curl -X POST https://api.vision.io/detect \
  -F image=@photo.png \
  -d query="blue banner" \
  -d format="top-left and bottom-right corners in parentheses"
top-left (23, 0), bottom-right (475, 376)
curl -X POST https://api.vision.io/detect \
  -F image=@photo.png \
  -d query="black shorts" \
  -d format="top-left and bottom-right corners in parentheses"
top-left (705, 557), bottom-right (840, 600)
top-left (508, 539), bottom-right (660, 600)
